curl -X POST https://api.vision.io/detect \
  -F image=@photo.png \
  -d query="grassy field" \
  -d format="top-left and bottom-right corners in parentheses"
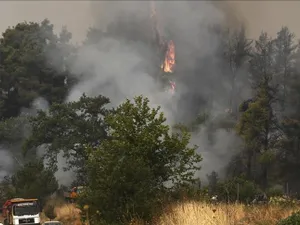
top-left (41, 201), bottom-right (300, 225)
top-left (152, 201), bottom-right (299, 225)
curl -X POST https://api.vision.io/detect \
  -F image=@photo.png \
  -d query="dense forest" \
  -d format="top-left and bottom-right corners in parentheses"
top-left (1, 5), bottom-right (300, 224)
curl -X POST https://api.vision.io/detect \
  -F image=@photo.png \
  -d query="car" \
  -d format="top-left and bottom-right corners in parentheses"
top-left (43, 221), bottom-right (62, 225)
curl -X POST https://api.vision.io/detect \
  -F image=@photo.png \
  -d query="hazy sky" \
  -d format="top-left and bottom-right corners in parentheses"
top-left (1, 1), bottom-right (300, 42)
top-left (0, 1), bottom-right (93, 43)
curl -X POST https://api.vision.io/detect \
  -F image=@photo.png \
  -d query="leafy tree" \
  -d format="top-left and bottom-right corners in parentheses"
top-left (0, 176), bottom-right (16, 204)
top-left (237, 32), bottom-right (279, 188)
top-left (4, 160), bottom-right (58, 205)
top-left (0, 116), bottom-right (33, 172)
top-left (23, 94), bottom-right (110, 184)
top-left (83, 95), bottom-right (201, 223)
top-left (278, 77), bottom-right (300, 192)
top-left (224, 25), bottom-right (252, 113)
top-left (207, 171), bottom-right (219, 195)
top-left (216, 176), bottom-right (259, 203)
top-left (0, 19), bottom-right (74, 119)
top-left (274, 26), bottom-right (297, 111)
top-left (0, 116), bottom-right (29, 144)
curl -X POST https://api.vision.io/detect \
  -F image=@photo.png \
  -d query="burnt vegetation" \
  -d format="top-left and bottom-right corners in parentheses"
top-left (1, 7), bottom-right (300, 225)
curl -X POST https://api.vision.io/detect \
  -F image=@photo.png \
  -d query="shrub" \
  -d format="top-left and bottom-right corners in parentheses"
top-left (269, 196), bottom-right (298, 207)
top-left (266, 185), bottom-right (284, 197)
top-left (277, 211), bottom-right (300, 225)
top-left (216, 177), bottom-right (260, 203)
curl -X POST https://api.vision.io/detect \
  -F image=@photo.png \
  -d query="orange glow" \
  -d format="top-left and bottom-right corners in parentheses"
top-left (150, 1), bottom-right (176, 94)
top-left (162, 40), bottom-right (175, 73)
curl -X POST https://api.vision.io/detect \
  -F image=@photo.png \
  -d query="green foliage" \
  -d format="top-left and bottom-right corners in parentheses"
top-left (269, 196), bottom-right (298, 207)
top-left (216, 177), bottom-right (260, 203)
top-left (266, 186), bottom-right (284, 197)
top-left (0, 19), bottom-right (73, 119)
top-left (236, 72), bottom-right (278, 186)
top-left (23, 94), bottom-right (110, 182)
top-left (0, 116), bottom-right (29, 143)
top-left (2, 160), bottom-right (58, 205)
top-left (207, 171), bottom-right (219, 194)
top-left (277, 212), bottom-right (300, 225)
top-left (83, 96), bottom-right (202, 223)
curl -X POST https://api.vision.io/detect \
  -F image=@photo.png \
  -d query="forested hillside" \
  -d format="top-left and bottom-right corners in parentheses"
top-left (1, 6), bottom-right (300, 224)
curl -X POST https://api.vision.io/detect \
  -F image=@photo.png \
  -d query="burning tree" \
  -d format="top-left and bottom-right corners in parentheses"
top-left (150, 1), bottom-right (176, 95)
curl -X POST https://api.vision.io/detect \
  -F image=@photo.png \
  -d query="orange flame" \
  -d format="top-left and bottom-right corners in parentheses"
top-left (162, 40), bottom-right (175, 73)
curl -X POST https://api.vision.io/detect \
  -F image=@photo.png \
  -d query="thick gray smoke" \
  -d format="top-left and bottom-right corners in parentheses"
top-left (0, 1), bottom-right (252, 185)
top-left (0, 97), bottom-right (49, 181)
top-left (65, 1), bottom-right (246, 182)
top-left (0, 147), bottom-right (14, 180)
top-left (0, 97), bottom-right (73, 186)
top-left (36, 145), bottom-right (75, 187)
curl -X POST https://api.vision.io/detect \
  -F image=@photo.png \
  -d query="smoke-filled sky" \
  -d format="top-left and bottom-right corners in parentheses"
top-left (1, 0), bottom-right (300, 185)
top-left (1, 1), bottom-right (300, 42)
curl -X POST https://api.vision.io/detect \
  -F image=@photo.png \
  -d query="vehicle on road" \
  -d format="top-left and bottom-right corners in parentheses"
top-left (2, 198), bottom-right (41, 225)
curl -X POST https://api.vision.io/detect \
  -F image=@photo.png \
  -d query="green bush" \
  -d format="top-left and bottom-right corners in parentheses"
top-left (269, 196), bottom-right (298, 207)
top-left (266, 185), bottom-right (284, 197)
top-left (216, 177), bottom-right (260, 203)
top-left (277, 212), bottom-right (300, 225)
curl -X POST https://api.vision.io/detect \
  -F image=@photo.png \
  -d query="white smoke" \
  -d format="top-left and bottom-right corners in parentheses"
top-left (65, 1), bottom-right (244, 182)
top-left (36, 145), bottom-right (75, 187)
top-left (0, 148), bottom-right (14, 180)
top-left (192, 127), bottom-right (242, 183)
top-left (20, 97), bottom-right (49, 116)
top-left (67, 37), bottom-right (177, 123)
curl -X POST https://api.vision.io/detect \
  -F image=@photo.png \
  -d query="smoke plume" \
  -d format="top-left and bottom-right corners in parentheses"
top-left (0, 147), bottom-right (14, 180)
top-left (65, 1), bottom-right (243, 183)
top-left (2, 1), bottom-right (300, 184)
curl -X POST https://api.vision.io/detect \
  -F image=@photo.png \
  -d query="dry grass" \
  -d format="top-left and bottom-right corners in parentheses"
top-left (54, 204), bottom-right (82, 225)
top-left (43, 203), bottom-right (82, 225)
top-left (40, 201), bottom-right (299, 225)
top-left (153, 201), bottom-right (300, 225)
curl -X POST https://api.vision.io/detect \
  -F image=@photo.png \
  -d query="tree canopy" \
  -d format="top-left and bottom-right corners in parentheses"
top-left (83, 96), bottom-right (201, 222)
top-left (23, 94), bottom-right (110, 182)
top-left (0, 19), bottom-right (73, 119)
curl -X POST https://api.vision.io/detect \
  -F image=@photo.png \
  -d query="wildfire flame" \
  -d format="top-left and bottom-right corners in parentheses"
top-left (164, 40), bottom-right (176, 95)
top-left (162, 40), bottom-right (175, 73)
top-left (150, 1), bottom-right (176, 95)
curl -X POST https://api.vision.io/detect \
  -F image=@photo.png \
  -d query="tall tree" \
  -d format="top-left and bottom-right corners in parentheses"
top-left (0, 160), bottom-right (58, 205)
top-left (237, 32), bottom-right (279, 188)
top-left (224, 26), bottom-right (252, 114)
top-left (274, 26), bottom-right (297, 112)
top-left (0, 19), bottom-right (74, 119)
top-left (23, 94), bottom-right (110, 184)
top-left (83, 96), bottom-right (201, 223)
top-left (278, 71), bottom-right (300, 192)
